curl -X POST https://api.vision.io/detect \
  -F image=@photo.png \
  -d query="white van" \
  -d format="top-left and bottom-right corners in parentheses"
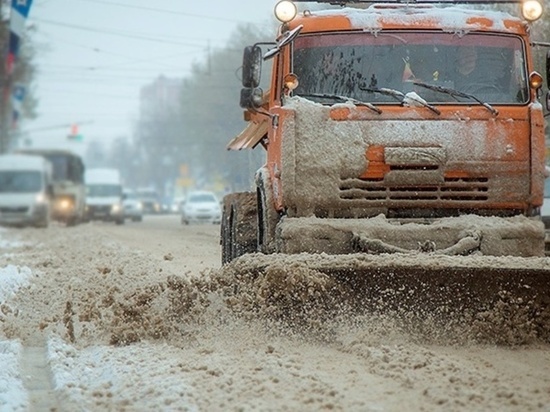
top-left (0, 154), bottom-right (53, 228)
top-left (84, 168), bottom-right (124, 224)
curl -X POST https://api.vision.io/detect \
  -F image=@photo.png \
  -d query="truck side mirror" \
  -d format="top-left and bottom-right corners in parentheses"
top-left (242, 45), bottom-right (262, 88)
top-left (264, 25), bottom-right (304, 60)
top-left (240, 87), bottom-right (264, 109)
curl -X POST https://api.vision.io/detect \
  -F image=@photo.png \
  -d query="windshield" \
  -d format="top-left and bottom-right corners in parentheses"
top-left (0, 171), bottom-right (42, 193)
top-left (188, 193), bottom-right (217, 203)
top-left (292, 32), bottom-right (528, 105)
top-left (44, 153), bottom-right (84, 183)
top-left (86, 184), bottom-right (121, 197)
top-left (137, 190), bottom-right (159, 200)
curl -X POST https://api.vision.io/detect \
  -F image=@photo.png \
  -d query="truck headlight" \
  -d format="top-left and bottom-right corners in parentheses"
top-left (275, 1), bottom-right (297, 23)
top-left (522, 0), bottom-right (543, 21)
top-left (111, 203), bottom-right (122, 213)
top-left (59, 199), bottom-right (72, 210)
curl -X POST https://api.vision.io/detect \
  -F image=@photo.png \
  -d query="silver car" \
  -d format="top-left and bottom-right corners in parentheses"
top-left (181, 191), bottom-right (221, 225)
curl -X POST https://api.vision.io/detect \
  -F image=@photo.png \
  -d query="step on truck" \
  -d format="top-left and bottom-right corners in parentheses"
top-left (221, 0), bottom-right (550, 328)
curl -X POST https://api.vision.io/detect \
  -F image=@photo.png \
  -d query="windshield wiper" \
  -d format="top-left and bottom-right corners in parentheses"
top-left (298, 93), bottom-right (382, 114)
top-left (412, 81), bottom-right (498, 116)
top-left (359, 86), bottom-right (405, 101)
top-left (359, 86), bottom-right (440, 115)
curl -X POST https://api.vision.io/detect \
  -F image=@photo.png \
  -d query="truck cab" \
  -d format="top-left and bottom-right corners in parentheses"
top-left (0, 154), bottom-right (53, 228)
top-left (223, 0), bottom-right (550, 261)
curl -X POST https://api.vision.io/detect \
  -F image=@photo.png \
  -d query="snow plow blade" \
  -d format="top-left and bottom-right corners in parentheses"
top-left (223, 253), bottom-right (550, 343)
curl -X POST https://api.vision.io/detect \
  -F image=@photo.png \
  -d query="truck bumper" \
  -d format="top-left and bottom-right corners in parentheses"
top-left (277, 214), bottom-right (545, 257)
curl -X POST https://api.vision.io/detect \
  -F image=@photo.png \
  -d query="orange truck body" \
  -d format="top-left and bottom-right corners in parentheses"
top-left (227, 2), bottom-right (547, 258)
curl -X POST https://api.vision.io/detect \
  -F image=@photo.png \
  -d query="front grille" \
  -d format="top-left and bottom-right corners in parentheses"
top-left (0, 206), bottom-right (29, 213)
top-left (340, 176), bottom-right (489, 202)
top-left (89, 205), bottom-right (111, 213)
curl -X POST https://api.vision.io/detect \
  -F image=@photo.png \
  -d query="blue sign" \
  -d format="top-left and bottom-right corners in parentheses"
top-left (11, 0), bottom-right (34, 18)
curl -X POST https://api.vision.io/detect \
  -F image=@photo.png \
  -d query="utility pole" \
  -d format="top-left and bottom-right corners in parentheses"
top-left (0, 0), bottom-right (34, 153)
top-left (0, 0), bottom-right (10, 154)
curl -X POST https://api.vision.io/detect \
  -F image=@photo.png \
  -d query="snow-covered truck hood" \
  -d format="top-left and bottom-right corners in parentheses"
top-left (276, 97), bottom-right (540, 217)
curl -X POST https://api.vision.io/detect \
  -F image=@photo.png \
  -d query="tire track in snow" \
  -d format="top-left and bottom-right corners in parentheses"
top-left (20, 346), bottom-right (59, 412)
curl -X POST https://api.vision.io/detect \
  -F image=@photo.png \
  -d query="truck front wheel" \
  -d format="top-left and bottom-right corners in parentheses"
top-left (221, 192), bottom-right (257, 265)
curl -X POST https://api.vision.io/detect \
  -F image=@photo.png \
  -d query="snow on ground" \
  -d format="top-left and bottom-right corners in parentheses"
top-left (0, 230), bottom-right (31, 412)
top-left (0, 340), bottom-right (28, 411)
top-left (0, 220), bottom-right (549, 411)
top-left (47, 335), bottom-right (199, 411)
top-left (0, 264), bottom-right (33, 305)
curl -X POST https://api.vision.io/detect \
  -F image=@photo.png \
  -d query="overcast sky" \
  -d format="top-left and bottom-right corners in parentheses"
top-left (20, 0), bottom-right (277, 156)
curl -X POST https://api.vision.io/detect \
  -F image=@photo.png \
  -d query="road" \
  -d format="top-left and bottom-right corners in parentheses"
top-left (0, 215), bottom-right (549, 411)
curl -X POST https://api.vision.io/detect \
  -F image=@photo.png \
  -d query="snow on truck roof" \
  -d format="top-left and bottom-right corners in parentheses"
top-left (293, 5), bottom-right (524, 34)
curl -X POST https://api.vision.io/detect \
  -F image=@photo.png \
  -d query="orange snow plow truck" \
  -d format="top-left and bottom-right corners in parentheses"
top-left (222, 0), bottom-right (550, 320)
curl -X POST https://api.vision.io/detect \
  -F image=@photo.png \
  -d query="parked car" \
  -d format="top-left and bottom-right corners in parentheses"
top-left (181, 191), bottom-right (221, 225)
top-left (122, 189), bottom-right (143, 222)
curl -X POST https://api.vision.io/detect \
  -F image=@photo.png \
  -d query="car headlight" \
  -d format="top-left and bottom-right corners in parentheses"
top-left (111, 203), bottom-right (122, 213)
top-left (35, 193), bottom-right (48, 203)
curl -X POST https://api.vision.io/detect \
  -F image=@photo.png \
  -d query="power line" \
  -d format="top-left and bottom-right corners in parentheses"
top-left (36, 89), bottom-right (138, 99)
top-left (44, 33), bottom-right (228, 58)
top-left (72, 0), bottom-right (253, 24)
top-left (32, 17), bottom-right (208, 47)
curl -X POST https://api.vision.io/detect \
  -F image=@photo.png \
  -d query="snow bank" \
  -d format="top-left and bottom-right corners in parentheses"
top-left (0, 265), bottom-right (32, 305)
top-left (0, 227), bottom-right (28, 249)
top-left (47, 335), bottom-right (199, 410)
top-left (0, 230), bottom-right (33, 412)
top-left (0, 340), bottom-right (28, 411)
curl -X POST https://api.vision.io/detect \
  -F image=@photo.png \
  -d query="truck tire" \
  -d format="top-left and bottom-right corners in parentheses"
top-left (221, 192), bottom-right (257, 265)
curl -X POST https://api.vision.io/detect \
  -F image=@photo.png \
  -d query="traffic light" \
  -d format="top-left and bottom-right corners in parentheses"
top-left (67, 124), bottom-right (83, 141)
